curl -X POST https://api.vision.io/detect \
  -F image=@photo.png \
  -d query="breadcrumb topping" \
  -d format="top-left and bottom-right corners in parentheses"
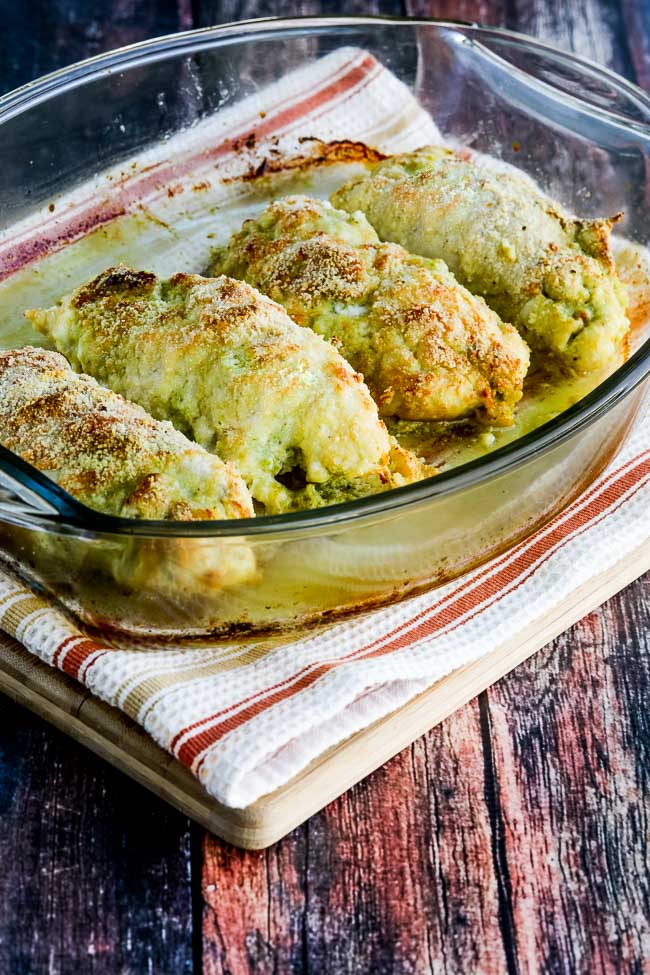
top-left (0, 346), bottom-right (253, 520)
top-left (212, 195), bottom-right (530, 424)
top-left (332, 147), bottom-right (630, 375)
top-left (26, 270), bottom-right (430, 514)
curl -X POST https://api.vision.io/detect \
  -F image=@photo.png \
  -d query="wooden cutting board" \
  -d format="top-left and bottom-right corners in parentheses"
top-left (1, 540), bottom-right (649, 850)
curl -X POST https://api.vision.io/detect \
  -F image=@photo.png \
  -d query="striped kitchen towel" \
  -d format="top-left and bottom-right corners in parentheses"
top-left (0, 46), bottom-right (440, 317)
top-left (0, 47), bottom-right (648, 809)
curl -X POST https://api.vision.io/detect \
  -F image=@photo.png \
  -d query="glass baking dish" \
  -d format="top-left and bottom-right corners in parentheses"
top-left (1, 16), bottom-right (649, 637)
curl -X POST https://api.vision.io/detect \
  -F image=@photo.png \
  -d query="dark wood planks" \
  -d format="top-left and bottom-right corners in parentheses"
top-left (483, 579), bottom-right (650, 973)
top-left (0, 0), bottom-right (193, 96)
top-left (621, 0), bottom-right (650, 93)
top-left (200, 577), bottom-right (650, 975)
top-left (406, 0), bottom-right (639, 77)
top-left (194, 0), bottom-right (406, 26)
top-left (0, 697), bottom-right (195, 975)
top-left (198, 1), bottom-right (650, 973)
top-left (405, 0), bottom-right (637, 76)
top-left (202, 704), bottom-right (510, 974)
top-left (473, 2), bottom-right (650, 971)
top-left (1, 2), bottom-right (649, 974)
top-left (509, 0), bottom-right (636, 78)
top-left (404, 0), bottom-right (512, 27)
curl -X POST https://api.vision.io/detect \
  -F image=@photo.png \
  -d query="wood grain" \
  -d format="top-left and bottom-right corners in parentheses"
top-left (0, 2), bottom-right (649, 974)
top-left (0, 0), bottom-right (193, 94)
top-left (194, 0), bottom-right (405, 24)
top-left (202, 705), bottom-right (509, 975)
top-left (621, 0), bottom-right (650, 93)
top-left (404, 0), bottom-right (511, 26)
top-left (484, 580), bottom-right (650, 973)
top-left (510, 0), bottom-right (636, 77)
top-left (473, 4), bottom-right (650, 973)
top-left (0, 696), bottom-right (195, 975)
top-left (405, 0), bottom-right (637, 76)
top-left (199, 567), bottom-right (650, 971)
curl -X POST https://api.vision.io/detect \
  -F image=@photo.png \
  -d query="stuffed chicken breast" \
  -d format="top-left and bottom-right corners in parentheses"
top-left (212, 196), bottom-right (529, 425)
top-left (331, 146), bottom-right (630, 374)
top-left (27, 268), bottom-right (426, 514)
top-left (0, 346), bottom-right (253, 522)
top-left (0, 346), bottom-right (256, 596)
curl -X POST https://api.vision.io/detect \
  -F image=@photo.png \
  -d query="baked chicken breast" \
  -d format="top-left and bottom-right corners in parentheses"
top-left (0, 346), bottom-right (252, 522)
top-left (331, 146), bottom-right (630, 374)
top-left (211, 196), bottom-right (530, 425)
top-left (0, 346), bottom-right (257, 598)
top-left (26, 268), bottom-right (425, 514)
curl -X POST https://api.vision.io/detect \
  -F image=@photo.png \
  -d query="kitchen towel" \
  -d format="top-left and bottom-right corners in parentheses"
top-left (0, 47), bottom-right (648, 809)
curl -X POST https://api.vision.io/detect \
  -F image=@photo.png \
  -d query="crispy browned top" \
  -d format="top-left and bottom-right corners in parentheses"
top-left (212, 196), bottom-right (530, 424)
top-left (0, 346), bottom-right (253, 520)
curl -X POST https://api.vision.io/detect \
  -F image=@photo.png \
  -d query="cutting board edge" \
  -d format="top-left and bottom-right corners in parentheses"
top-left (1, 541), bottom-right (648, 849)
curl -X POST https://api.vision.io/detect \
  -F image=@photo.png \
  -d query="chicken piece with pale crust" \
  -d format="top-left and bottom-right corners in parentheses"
top-left (331, 146), bottom-right (630, 374)
top-left (0, 346), bottom-right (253, 522)
top-left (211, 196), bottom-right (530, 425)
top-left (0, 346), bottom-right (256, 596)
top-left (27, 268), bottom-right (427, 514)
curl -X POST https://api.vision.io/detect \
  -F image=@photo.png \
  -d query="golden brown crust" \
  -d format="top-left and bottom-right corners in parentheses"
top-left (212, 196), bottom-right (530, 425)
top-left (331, 148), bottom-right (630, 375)
top-left (72, 266), bottom-right (157, 307)
top-left (0, 346), bottom-right (253, 520)
top-left (27, 269), bottom-right (428, 513)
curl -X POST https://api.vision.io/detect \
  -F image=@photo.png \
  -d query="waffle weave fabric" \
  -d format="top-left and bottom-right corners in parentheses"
top-left (0, 48), bottom-right (647, 808)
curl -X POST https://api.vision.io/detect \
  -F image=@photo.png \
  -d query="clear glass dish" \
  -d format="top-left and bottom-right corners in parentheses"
top-left (1, 16), bottom-right (649, 637)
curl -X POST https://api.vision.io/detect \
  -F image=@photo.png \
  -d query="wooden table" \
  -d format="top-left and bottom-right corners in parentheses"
top-left (1, 2), bottom-right (649, 972)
